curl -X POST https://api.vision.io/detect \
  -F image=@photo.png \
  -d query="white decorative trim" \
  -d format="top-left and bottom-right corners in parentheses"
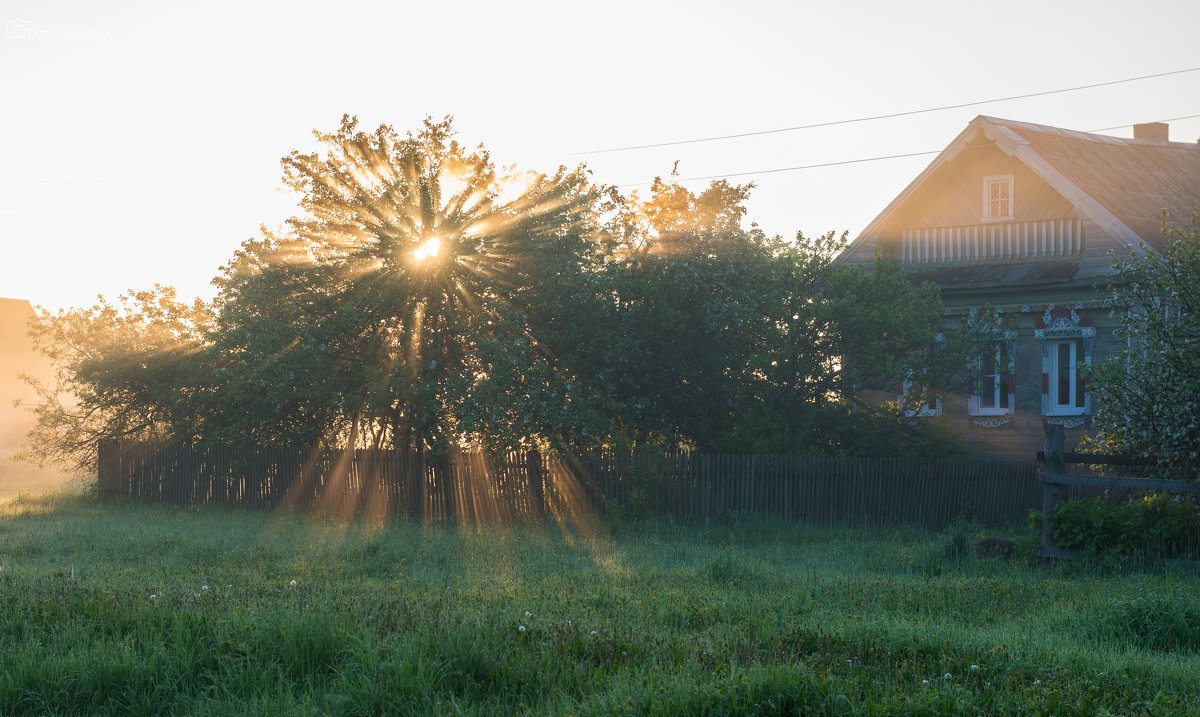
top-left (971, 416), bottom-right (1011, 428)
top-left (943, 300), bottom-right (1116, 318)
top-left (1045, 416), bottom-right (1087, 429)
top-left (899, 218), bottom-right (1081, 263)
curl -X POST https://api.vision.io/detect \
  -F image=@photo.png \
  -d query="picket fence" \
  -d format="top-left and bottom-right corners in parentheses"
top-left (97, 442), bottom-right (1048, 527)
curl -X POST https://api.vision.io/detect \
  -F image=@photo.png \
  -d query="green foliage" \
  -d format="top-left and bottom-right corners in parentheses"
top-left (22, 287), bottom-right (215, 471)
top-left (1089, 215), bottom-right (1200, 475)
top-left (1053, 493), bottom-right (1200, 558)
top-left (26, 118), bottom-right (963, 463)
top-left (202, 115), bottom-right (608, 452)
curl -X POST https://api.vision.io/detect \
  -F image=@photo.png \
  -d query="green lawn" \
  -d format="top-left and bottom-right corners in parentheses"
top-left (1, 493), bottom-right (1198, 715)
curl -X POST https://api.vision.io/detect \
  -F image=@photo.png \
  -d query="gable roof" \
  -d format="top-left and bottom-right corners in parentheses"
top-left (842, 115), bottom-right (1200, 263)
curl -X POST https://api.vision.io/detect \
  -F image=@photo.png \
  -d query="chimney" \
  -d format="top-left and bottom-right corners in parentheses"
top-left (1133, 122), bottom-right (1169, 142)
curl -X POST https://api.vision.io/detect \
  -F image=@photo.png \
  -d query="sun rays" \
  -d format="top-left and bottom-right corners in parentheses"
top-left (240, 115), bottom-right (604, 459)
top-left (412, 236), bottom-right (441, 262)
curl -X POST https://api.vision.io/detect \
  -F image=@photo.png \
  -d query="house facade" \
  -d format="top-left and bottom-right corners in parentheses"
top-left (841, 116), bottom-right (1200, 457)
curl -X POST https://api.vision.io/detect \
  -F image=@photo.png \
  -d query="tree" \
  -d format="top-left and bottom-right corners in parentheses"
top-left (716, 231), bottom-right (971, 456)
top-left (23, 287), bottom-right (213, 471)
top-left (530, 177), bottom-right (786, 449)
top-left (541, 177), bottom-right (966, 455)
top-left (26, 119), bottom-right (966, 466)
top-left (201, 116), bottom-right (611, 453)
top-left (1089, 216), bottom-right (1200, 474)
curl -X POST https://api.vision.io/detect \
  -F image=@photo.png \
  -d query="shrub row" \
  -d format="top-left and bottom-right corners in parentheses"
top-left (1053, 493), bottom-right (1200, 558)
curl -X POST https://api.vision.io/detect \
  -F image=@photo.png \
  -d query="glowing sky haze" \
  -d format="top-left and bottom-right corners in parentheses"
top-left (2, 0), bottom-right (1199, 310)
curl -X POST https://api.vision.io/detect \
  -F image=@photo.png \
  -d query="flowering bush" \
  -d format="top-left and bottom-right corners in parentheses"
top-left (1089, 216), bottom-right (1200, 476)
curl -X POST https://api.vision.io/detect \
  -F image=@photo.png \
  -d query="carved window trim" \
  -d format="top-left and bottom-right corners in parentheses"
top-left (1034, 305), bottom-right (1095, 418)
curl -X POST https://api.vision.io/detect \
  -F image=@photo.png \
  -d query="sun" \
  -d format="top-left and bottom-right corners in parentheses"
top-left (413, 236), bottom-right (441, 262)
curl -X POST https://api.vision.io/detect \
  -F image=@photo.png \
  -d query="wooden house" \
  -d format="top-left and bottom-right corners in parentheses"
top-left (841, 116), bottom-right (1200, 457)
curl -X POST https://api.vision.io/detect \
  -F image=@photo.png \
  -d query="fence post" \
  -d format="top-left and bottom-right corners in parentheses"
top-left (1039, 424), bottom-right (1067, 557)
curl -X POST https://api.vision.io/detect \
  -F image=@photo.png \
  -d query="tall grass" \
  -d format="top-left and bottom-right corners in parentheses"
top-left (0, 494), bottom-right (1197, 715)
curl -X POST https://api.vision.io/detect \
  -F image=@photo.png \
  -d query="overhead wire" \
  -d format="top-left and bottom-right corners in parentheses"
top-left (615, 113), bottom-right (1200, 187)
top-left (573, 67), bottom-right (1200, 156)
top-left (0, 64), bottom-right (1197, 207)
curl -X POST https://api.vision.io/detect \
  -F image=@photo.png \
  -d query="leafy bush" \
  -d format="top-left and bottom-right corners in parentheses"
top-left (1053, 493), bottom-right (1200, 558)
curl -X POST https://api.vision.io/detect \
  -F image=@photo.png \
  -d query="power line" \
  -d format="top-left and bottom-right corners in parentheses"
top-left (616, 113), bottom-right (1200, 187)
top-left (1088, 113), bottom-right (1200, 133)
top-left (617, 151), bottom-right (940, 187)
top-left (576, 67), bottom-right (1200, 156)
top-left (3, 112), bottom-right (1198, 204)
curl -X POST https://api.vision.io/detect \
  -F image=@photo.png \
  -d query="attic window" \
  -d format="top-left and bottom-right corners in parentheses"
top-left (983, 175), bottom-right (1013, 220)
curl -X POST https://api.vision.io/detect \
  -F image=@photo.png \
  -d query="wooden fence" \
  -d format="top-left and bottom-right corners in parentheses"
top-left (1036, 424), bottom-right (1200, 558)
top-left (97, 442), bottom-right (1044, 527)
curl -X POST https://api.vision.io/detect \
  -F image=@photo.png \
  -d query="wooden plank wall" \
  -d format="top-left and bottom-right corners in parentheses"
top-left (96, 442), bottom-right (1042, 528)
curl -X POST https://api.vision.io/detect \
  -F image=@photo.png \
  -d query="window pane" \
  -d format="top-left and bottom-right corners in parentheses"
top-left (1057, 342), bottom-right (1071, 405)
top-left (980, 385), bottom-right (995, 409)
top-left (1074, 339), bottom-right (1086, 408)
top-left (987, 179), bottom-right (1011, 218)
top-left (998, 344), bottom-right (1009, 409)
top-left (981, 350), bottom-right (995, 408)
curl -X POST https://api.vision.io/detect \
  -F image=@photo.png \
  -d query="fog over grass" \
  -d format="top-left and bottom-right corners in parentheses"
top-left (1, 495), bottom-right (1197, 714)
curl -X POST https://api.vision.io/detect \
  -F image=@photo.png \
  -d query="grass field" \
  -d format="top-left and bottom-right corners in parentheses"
top-left (1, 493), bottom-right (1199, 715)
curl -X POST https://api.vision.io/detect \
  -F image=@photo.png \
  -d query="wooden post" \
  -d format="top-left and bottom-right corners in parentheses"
top-left (1040, 424), bottom-right (1067, 556)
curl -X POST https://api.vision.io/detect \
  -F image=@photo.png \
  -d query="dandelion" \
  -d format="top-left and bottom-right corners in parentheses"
top-left (591, 630), bottom-right (598, 637)
top-left (970, 664), bottom-right (979, 671)
top-left (944, 673), bottom-right (952, 680)
top-left (922, 679), bottom-right (929, 686)
top-left (150, 594), bottom-right (157, 601)
top-left (518, 625), bottom-right (526, 632)
top-left (524, 611), bottom-right (532, 618)
top-left (202, 585), bottom-right (208, 591)
top-left (290, 579), bottom-right (297, 587)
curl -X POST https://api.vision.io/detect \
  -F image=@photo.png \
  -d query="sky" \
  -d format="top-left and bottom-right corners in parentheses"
top-left (2, 0), bottom-right (1199, 311)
